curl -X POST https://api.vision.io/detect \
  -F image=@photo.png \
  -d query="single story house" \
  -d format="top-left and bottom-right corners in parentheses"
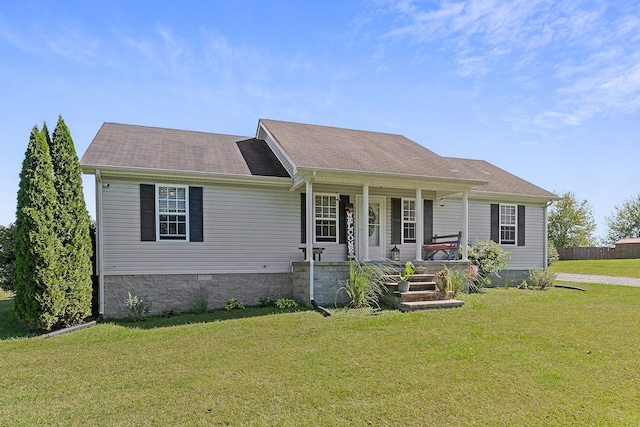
top-left (81, 119), bottom-right (558, 317)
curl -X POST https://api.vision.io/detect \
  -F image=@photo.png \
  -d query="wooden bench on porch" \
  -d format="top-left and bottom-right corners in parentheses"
top-left (422, 232), bottom-right (462, 260)
top-left (299, 247), bottom-right (325, 261)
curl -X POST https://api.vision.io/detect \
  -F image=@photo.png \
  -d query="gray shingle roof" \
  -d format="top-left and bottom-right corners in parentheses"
top-left (81, 122), bottom-right (254, 176)
top-left (81, 120), bottom-right (556, 200)
top-left (445, 157), bottom-right (557, 198)
top-left (259, 119), bottom-right (480, 181)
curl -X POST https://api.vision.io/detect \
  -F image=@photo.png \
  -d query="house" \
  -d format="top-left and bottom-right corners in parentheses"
top-left (81, 119), bottom-right (558, 317)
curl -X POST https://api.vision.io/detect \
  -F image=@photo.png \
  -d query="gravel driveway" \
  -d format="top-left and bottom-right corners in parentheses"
top-left (555, 273), bottom-right (640, 287)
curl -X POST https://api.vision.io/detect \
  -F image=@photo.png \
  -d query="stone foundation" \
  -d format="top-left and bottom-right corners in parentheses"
top-left (103, 273), bottom-right (292, 318)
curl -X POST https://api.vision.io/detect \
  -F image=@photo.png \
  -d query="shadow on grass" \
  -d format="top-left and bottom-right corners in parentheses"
top-left (0, 297), bottom-right (35, 340)
top-left (0, 295), bottom-right (317, 338)
top-left (107, 305), bottom-right (315, 330)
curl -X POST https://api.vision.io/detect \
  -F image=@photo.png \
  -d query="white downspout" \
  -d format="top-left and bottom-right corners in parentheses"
top-left (363, 184), bottom-right (370, 261)
top-left (462, 191), bottom-right (469, 260)
top-left (415, 188), bottom-right (423, 261)
top-left (95, 169), bottom-right (105, 315)
top-left (306, 180), bottom-right (314, 300)
top-left (544, 201), bottom-right (551, 268)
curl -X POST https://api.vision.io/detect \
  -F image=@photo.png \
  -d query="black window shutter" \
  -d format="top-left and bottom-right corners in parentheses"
top-left (490, 203), bottom-right (500, 243)
top-left (300, 193), bottom-right (306, 244)
top-left (423, 199), bottom-right (433, 244)
top-left (189, 186), bottom-right (203, 242)
top-left (391, 198), bottom-right (402, 244)
top-left (140, 184), bottom-right (156, 241)
top-left (339, 195), bottom-right (350, 244)
top-left (517, 205), bottom-right (525, 246)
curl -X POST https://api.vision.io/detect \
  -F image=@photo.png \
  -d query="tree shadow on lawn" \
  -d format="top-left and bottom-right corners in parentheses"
top-left (108, 305), bottom-right (314, 330)
top-left (0, 295), bottom-right (316, 338)
top-left (0, 297), bottom-right (36, 340)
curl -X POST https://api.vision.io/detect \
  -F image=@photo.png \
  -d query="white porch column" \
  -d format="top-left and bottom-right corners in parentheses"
top-left (415, 188), bottom-right (423, 261)
top-left (462, 191), bottom-right (469, 260)
top-left (362, 184), bottom-right (370, 261)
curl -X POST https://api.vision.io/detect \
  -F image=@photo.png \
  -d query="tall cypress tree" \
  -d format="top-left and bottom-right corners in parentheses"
top-left (14, 126), bottom-right (65, 330)
top-left (50, 116), bottom-right (93, 325)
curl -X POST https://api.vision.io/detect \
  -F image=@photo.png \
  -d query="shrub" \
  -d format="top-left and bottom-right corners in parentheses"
top-left (336, 259), bottom-right (393, 309)
top-left (224, 298), bottom-right (245, 310)
top-left (524, 268), bottom-right (557, 290)
top-left (467, 238), bottom-right (511, 291)
top-left (274, 298), bottom-right (298, 309)
top-left (126, 292), bottom-right (151, 321)
top-left (192, 288), bottom-right (209, 314)
top-left (259, 297), bottom-right (275, 307)
top-left (448, 269), bottom-right (467, 296)
top-left (162, 307), bottom-right (180, 318)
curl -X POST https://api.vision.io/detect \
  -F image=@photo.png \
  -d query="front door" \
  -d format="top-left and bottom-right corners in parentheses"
top-left (356, 196), bottom-right (386, 260)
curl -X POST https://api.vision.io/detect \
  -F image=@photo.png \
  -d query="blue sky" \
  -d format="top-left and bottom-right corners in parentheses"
top-left (1, 0), bottom-right (638, 240)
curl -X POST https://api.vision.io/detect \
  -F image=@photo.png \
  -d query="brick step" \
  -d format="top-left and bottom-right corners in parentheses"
top-left (399, 299), bottom-right (465, 312)
top-left (397, 290), bottom-right (450, 302)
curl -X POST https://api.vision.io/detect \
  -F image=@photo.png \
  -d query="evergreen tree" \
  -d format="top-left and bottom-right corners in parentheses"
top-left (50, 116), bottom-right (93, 325)
top-left (0, 223), bottom-right (17, 292)
top-left (14, 126), bottom-right (65, 330)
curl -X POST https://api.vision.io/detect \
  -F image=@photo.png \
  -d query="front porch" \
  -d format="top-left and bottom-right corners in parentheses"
top-left (292, 260), bottom-right (469, 311)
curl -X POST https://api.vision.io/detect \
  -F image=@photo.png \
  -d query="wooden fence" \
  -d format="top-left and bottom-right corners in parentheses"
top-left (557, 247), bottom-right (616, 260)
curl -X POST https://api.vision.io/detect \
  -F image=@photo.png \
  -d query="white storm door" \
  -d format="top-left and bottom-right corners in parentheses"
top-left (356, 196), bottom-right (386, 260)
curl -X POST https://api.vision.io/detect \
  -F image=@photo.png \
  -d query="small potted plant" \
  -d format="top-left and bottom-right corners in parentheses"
top-left (434, 267), bottom-right (451, 294)
top-left (397, 261), bottom-right (415, 293)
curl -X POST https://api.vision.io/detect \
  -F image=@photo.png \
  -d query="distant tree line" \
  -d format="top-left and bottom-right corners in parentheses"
top-left (547, 191), bottom-right (640, 250)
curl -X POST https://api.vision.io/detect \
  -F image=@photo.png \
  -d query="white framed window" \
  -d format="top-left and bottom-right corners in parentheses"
top-left (315, 194), bottom-right (338, 242)
top-left (402, 198), bottom-right (416, 243)
top-left (157, 185), bottom-right (189, 241)
top-left (500, 204), bottom-right (517, 245)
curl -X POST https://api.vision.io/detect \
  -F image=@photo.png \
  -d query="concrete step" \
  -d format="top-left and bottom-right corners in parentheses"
top-left (399, 299), bottom-right (465, 311)
top-left (398, 290), bottom-right (450, 302)
top-left (384, 273), bottom-right (435, 281)
top-left (386, 281), bottom-right (436, 292)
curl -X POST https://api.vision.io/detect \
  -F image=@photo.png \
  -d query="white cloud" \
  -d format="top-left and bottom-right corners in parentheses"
top-left (376, 0), bottom-right (640, 126)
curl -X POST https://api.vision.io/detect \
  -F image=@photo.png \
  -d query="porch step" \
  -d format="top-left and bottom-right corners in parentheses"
top-left (397, 290), bottom-right (450, 302)
top-left (387, 281), bottom-right (436, 292)
top-left (400, 299), bottom-right (465, 311)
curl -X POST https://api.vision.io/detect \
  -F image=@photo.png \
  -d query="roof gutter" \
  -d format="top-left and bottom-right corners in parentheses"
top-left (81, 165), bottom-right (293, 188)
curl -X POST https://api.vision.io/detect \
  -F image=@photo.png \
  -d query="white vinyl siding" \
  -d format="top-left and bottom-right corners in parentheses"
top-left (434, 198), bottom-right (546, 269)
top-left (100, 179), bottom-right (301, 275)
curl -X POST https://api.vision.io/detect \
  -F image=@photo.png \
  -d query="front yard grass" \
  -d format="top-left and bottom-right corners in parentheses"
top-left (549, 258), bottom-right (640, 278)
top-left (1, 284), bottom-right (640, 426)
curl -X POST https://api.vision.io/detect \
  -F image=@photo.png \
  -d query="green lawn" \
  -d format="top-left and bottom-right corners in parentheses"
top-left (1, 284), bottom-right (639, 426)
top-left (550, 258), bottom-right (640, 278)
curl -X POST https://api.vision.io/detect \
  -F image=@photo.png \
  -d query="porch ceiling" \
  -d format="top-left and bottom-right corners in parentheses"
top-left (291, 167), bottom-right (486, 194)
